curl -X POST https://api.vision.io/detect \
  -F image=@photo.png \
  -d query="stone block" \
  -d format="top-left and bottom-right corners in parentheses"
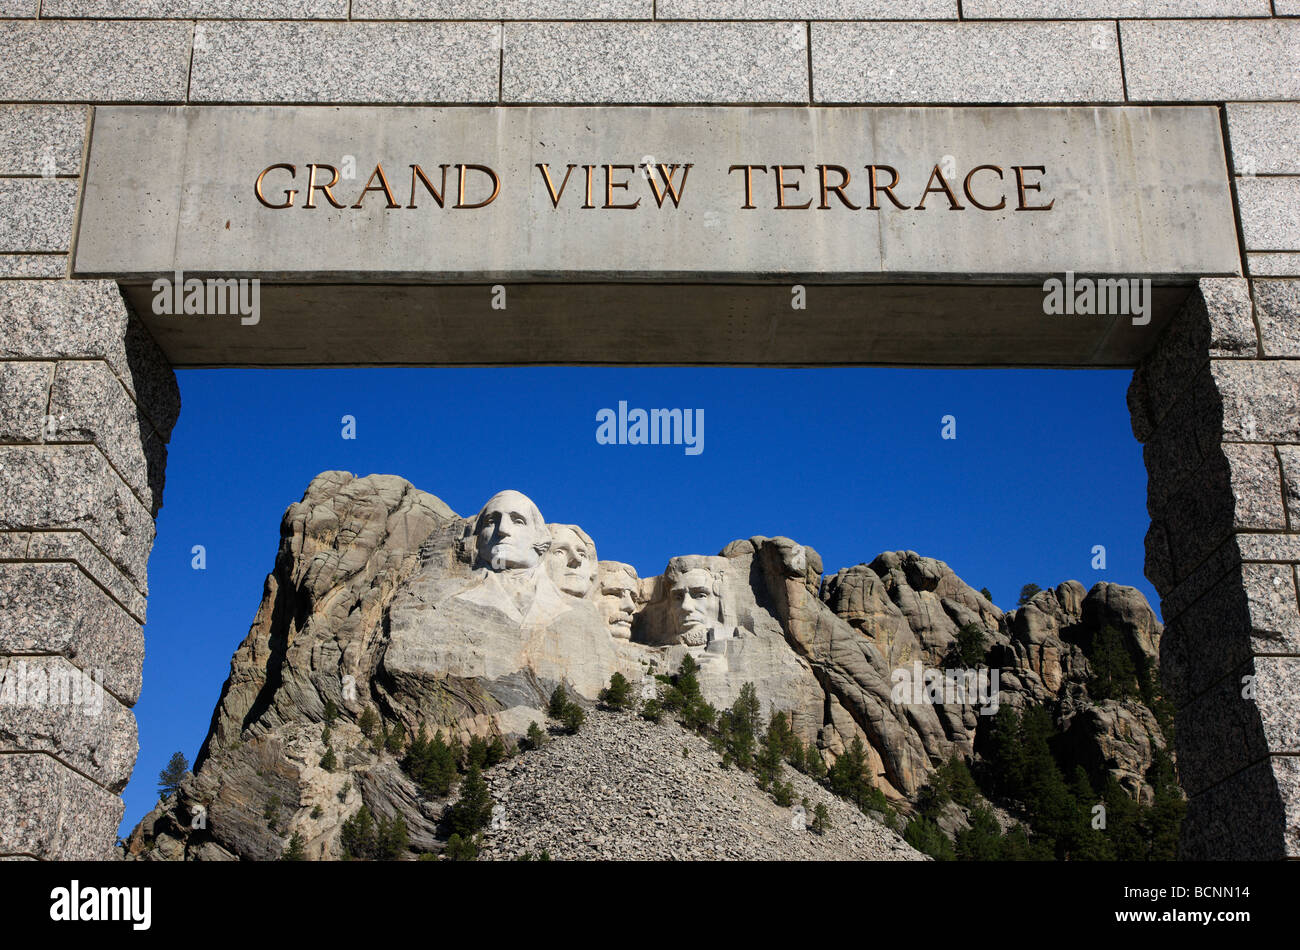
top-left (1180, 756), bottom-right (1289, 860)
top-left (967, 0), bottom-right (1267, 13)
top-left (0, 281), bottom-right (179, 439)
top-left (44, 0), bottom-right (347, 16)
top-left (355, 0), bottom-right (648, 16)
top-left (1174, 661), bottom-right (1266, 795)
top-left (48, 360), bottom-right (168, 514)
top-left (0, 105), bottom-right (86, 176)
top-left (0, 444), bottom-right (154, 591)
top-left (190, 21), bottom-right (501, 103)
top-left (0, 753), bottom-right (123, 859)
top-left (1237, 176), bottom-right (1300, 253)
top-left (504, 21), bottom-right (808, 103)
top-left (658, 0), bottom-right (952, 16)
top-left (1121, 20), bottom-right (1300, 101)
top-left (812, 21), bottom-right (1122, 103)
top-left (0, 21), bottom-right (191, 102)
top-left (0, 362), bottom-right (53, 443)
top-left (10, 531), bottom-right (147, 622)
top-left (0, 179), bottom-right (78, 253)
top-left (1227, 103), bottom-right (1300, 175)
top-left (1163, 561), bottom-right (1300, 704)
top-left (0, 655), bottom-right (137, 791)
top-left (1253, 279), bottom-right (1300, 358)
top-left (1280, 446), bottom-right (1300, 531)
top-left (0, 255), bottom-right (65, 278)
top-left (0, 561), bottom-right (144, 703)
top-left (1211, 360), bottom-right (1300, 443)
top-left (1250, 253), bottom-right (1300, 277)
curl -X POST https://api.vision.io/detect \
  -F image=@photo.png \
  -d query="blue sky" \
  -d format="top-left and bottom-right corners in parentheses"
top-left (121, 365), bottom-right (1155, 836)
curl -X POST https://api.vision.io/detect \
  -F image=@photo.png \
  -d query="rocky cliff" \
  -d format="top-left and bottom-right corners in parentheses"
top-left (125, 472), bottom-right (1174, 860)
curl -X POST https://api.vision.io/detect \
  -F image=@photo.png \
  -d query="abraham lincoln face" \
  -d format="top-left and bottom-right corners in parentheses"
top-left (670, 568), bottom-right (722, 646)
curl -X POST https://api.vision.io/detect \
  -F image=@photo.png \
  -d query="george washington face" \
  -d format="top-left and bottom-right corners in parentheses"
top-left (473, 490), bottom-right (549, 571)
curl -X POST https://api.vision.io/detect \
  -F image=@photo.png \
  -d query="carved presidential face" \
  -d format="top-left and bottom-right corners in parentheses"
top-left (474, 490), bottom-right (549, 571)
top-left (597, 565), bottom-right (640, 639)
top-left (671, 568), bottom-right (720, 646)
top-left (546, 524), bottom-right (597, 597)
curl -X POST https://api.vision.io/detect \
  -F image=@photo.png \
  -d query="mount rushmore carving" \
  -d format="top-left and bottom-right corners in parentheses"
top-left (128, 473), bottom-right (1170, 860)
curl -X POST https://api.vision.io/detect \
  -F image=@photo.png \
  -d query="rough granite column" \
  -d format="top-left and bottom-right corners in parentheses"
top-left (0, 280), bottom-right (179, 859)
top-left (1129, 277), bottom-right (1300, 860)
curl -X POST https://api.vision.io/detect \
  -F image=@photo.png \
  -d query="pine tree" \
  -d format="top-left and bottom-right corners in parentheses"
top-left (157, 751), bottom-right (189, 799)
top-left (811, 802), bottom-right (831, 835)
top-left (384, 720), bottom-right (406, 755)
top-left (443, 832), bottom-right (479, 861)
top-left (487, 734), bottom-right (508, 766)
top-left (599, 672), bottom-right (632, 710)
top-left (340, 806), bottom-right (376, 860)
top-left (358, 706), bottom-right (379, 738)
top-left (1088, 625), bottom-right (1138, 701)
top-left (281, 831), bottom-right (307, 861)
top-left (725, 683), bottom-right (761, 770)
top-left (319, 746), bottom-right (337, 772)
top-left (467, 734), bottom-right (490, 770)
top-left (561, 702), bottom-right (586, 734)
top-left (376, 814), bottom-right (409, 860)
top-left (548, 684), bottom-right (569, 719)
top-left (903, 816), bottom-right (956, 861)
top-left (323, 698), bottom-right (339, 724)
top-left (523, 721), bottom-right (547, 750)
top-left (447, 764), bottom-right (493, 838)
top-left (804, 743), bottom-right (828, 780)
top-left (1018, 583), bottom-right (1042, 606)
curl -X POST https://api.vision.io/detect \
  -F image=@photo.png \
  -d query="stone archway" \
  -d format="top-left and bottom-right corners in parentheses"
top-left (2, 101), bottom-right (1296, 860)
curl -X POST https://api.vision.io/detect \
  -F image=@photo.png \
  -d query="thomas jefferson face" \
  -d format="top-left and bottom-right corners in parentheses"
top-left (474, 490), bottom-right (548, 571)
top-left (671, 568), bottom-right (720, 644)
top-left (597, 566), bottom-right (640, 639)
top-left (546, 525), bottom-right (597, 597)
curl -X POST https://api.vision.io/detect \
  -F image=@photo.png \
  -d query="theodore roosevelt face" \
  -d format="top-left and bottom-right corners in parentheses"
top-left (597, 565), bottom-right (640, 638)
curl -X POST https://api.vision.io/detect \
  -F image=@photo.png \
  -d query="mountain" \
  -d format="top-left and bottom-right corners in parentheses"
top-left (125, 471), bottom-right (1177, 861)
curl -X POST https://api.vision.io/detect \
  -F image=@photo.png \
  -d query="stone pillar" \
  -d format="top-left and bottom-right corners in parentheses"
top-left (1129, 277), bottom-right (1300, 860)
top-left (0, 280), bottom-right (178, 859)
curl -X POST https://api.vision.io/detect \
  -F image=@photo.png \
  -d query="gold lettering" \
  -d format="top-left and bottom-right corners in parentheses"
top-left (456, 163), bottom-right (501, 209)
top-left (962, 165), bottom-right (1006, 211)
top-left (603, 164), bottom-right (641, 210)
top-left (536, 163), bottom-right (578, 208)
top-left (352, 162), bottom-right (401, 210)
top-left (865, 165), bottom-right (909, 210)
top-left (409, 164), bottom-right (451, 209)
top-left (255, 163), bottom-right (297, 209)
top-left (774, 165), bottom-right (812, 210)
top-left (643, 163), bottom-right (693, 208)
top-left (817, 164), bottom-right (860, 210)
top-left (304, 164), bottom-right (346, 210)
top-left (1013, 165), bottom-right (1054, 211)
top-left (583, 164), bottom-right (597, 209)
top-left (728, 164), bottom-right (767, 210)
top-left (915, 165), bottom-right (965, 211)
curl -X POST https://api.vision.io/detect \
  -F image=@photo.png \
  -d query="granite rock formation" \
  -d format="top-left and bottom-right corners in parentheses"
top-left (125, 472), bottom-right (1173, 860)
